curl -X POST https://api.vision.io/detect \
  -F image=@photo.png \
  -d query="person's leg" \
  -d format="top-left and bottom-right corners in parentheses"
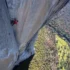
top-left (13, 54), bottom-right (34, 70)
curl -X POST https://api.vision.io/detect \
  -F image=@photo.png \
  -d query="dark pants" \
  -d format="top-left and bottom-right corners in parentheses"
top-left (13, 55), bottom-right (34, 70)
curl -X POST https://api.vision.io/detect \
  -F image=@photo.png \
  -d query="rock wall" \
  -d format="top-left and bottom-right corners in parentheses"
top-left (48, 2), bottom-right (70, 43)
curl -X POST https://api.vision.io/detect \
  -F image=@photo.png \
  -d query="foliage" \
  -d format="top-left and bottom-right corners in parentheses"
top-left (29, 27), bottom-right (70, 70)
top-left (55, 35), bottom-right (70, 70)
top-left (29, 27), bottom-right (51, 70)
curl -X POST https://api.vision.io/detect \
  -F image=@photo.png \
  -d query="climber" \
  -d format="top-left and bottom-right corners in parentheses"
top-left (0, 0), bottom-right (69, 70)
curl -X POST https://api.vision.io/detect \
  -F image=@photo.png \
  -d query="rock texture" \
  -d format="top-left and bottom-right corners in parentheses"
top-left (48, 2), bottom-right (70, 43)
top-left (0, 0), bottom-right (18, 70)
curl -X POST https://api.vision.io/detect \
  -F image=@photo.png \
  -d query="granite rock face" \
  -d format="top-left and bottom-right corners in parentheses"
top-left (48, 2), bottom-right (70, 42)
top-left (0, 0), bottom-right (18, 70)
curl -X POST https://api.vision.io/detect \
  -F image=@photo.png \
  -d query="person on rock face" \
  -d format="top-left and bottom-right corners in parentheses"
top-left (0, 0), bottom-right (69, 70)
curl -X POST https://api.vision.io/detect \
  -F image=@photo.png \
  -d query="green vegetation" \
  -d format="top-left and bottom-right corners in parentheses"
top-left (29, 27), bottom-right (70, 70)
top-left (29, 27), bottom-right (51, 70)
top-left (55, 35), bottom-right (70, 70)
